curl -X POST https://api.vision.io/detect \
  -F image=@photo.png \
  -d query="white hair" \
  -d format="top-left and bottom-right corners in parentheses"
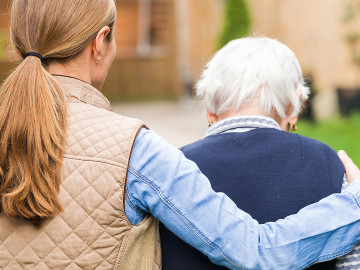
top-left (196, 37), bottom-right (310, 118)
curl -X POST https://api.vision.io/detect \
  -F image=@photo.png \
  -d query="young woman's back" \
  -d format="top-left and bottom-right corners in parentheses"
top-left (0, 76), bottom-right (162, 269)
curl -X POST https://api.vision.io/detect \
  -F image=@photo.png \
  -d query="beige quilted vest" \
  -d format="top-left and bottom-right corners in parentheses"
top-left (0, 76), bottom-right (161, 270)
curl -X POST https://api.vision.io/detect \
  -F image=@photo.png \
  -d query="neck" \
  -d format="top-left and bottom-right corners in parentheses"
top-left (216, 103), bottom-right (289, 132)
top-left (48, 61), bottom-right (92, 86)
top-left (47, 47), bottom-right (93, 87)
top-left (217, 108), bottom-right (269, 121)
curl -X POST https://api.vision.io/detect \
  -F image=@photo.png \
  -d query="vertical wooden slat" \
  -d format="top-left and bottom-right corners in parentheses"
top-left (116, 1), bottom-right (139, 56)
top-left (150, 0), bottom-right (169, 47)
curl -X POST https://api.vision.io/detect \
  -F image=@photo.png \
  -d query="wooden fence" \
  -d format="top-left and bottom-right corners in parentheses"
top-left (102, 57), bottom-right (180, 101)
top-left (0, 58), bottom-right (180, 101)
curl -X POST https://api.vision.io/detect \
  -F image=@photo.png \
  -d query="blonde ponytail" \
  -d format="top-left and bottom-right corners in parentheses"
top-left (0, 0), bottom-right (116, 220)
top-left (0, 56), bottom-right (67, 219)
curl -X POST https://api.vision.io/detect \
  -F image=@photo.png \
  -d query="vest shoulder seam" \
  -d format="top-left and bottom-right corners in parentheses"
top-left (63, 154), bottom-right (127, 169)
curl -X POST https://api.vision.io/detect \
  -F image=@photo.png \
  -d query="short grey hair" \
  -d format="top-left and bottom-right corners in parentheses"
top-left (196, 37), bottom-right (310, 118)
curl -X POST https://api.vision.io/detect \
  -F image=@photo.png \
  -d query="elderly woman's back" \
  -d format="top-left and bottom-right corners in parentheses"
top-left (161, 117), bottom-right (344, 270)
top-left (160, 37), bottom-right (347, 269)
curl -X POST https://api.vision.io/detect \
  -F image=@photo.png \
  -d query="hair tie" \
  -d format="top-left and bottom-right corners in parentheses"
top-left (24, 52), bottom-right (44, 62)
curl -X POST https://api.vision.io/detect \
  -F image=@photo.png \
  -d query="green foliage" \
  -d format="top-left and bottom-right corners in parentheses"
top-left (343, 3), bottom-right (357, 22)
top-left (345, 31), bottom-right (360, 44)
top-left (342, 1), bottom-right (360, 66)
top-left (218, 0), bottom-right (251, 49)
top-left (298, 113), bottom-right (360, 165)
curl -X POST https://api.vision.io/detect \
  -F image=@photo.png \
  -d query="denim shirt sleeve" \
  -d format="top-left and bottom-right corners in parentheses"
top-left (125, 128), bottom-right (360, 270)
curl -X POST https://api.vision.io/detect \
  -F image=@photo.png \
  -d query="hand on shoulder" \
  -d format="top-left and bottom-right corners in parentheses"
top-left (339, 150), bottom-right (360, 184)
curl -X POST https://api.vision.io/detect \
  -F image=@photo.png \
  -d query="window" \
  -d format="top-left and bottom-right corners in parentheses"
top-left (116, 0), bottom-right (171, 58)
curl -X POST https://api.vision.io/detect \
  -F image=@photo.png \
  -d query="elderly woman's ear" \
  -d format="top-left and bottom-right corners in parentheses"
top-left (288, 115), bottom-right (298, 132)
top-left (287, 89), bottom-right (303, 131)
top-left (280, 89), bottom-right (302, 132)
top-left (278, 104), bottom-right (299, 132)
top-left (206, 110), bottom-right (218, 127)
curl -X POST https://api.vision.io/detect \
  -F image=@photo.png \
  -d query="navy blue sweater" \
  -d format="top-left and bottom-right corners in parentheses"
top-left (160, 128), bottom-right (344, 270)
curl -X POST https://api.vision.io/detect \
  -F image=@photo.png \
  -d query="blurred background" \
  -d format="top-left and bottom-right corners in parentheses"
top-left (0, 0), bottom-right (360, 162)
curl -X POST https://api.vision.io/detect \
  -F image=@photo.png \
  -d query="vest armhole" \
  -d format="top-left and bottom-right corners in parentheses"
top-left (122, 123), bottom-right (150, 226)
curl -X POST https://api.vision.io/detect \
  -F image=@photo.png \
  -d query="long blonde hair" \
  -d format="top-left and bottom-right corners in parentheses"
top-left (0, 0), bottom-right (116, 220)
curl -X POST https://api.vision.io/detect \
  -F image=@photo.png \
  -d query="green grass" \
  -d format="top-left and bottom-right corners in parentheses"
top-left (297, 113), bottom-right (360, 165)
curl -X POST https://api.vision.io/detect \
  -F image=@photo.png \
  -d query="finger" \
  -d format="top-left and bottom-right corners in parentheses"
top-left (338, 150), bottom-right (356, 171)
top-left (338, 150), bottom-right (360, 184)
top-left (338, 150), bottom-right (352, 165)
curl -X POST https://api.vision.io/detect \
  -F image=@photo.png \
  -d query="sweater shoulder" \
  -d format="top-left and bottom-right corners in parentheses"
top-left (293, 132), bottom-right (340, 162)
top-left (181, 129), bottom-right (344, 187)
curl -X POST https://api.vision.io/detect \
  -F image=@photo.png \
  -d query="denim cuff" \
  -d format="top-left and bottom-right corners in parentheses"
top-left (344, 180), bottom-right (360, 206)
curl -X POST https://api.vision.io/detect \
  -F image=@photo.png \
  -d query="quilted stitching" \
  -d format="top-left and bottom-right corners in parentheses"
top-left (0, 78), bottom-right (161, 269)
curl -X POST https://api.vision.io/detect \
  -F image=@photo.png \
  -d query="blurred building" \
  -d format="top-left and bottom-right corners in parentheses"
top-left (103, 0), bottom-right (179, 100)
top-left (0, 1), bottom-right (16, 81)
top-left (0, 2), bottom-right (9, 30)
top-left (1, 0), bottom-right (360, 118)
top-left (103, 0), bottom-right (223, 100)
top-left (0, 0), bottom-right (223, 101)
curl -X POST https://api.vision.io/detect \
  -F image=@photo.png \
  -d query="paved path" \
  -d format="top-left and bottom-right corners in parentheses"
top-left (112, 99), bottom-right (208, 148)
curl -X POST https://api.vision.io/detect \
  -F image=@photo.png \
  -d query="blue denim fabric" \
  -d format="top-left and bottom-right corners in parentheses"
top-left (125, 128), bottom-right (360, 269)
